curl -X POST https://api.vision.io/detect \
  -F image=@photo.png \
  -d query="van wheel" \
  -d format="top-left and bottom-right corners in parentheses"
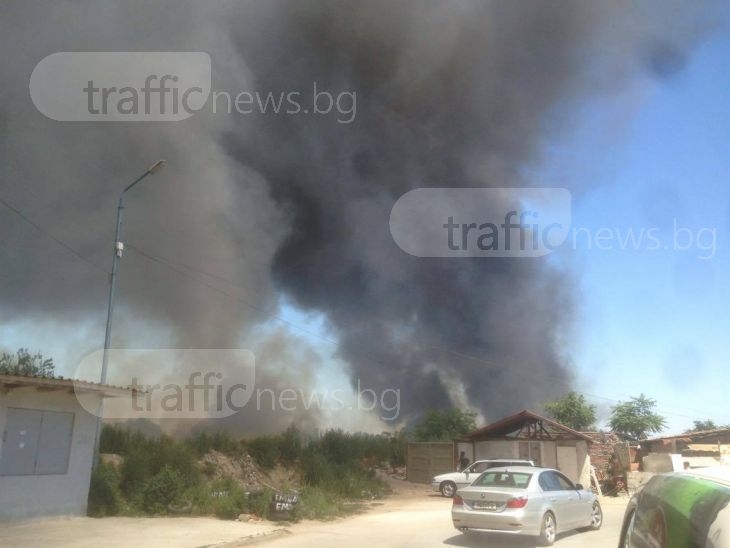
top-left (440, 481), bottom-right (456, 497)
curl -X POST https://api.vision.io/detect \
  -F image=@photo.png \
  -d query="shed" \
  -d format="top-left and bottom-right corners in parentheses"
top-left (643, 429), bottom-right (730, 455)
top-left (0, 374), bottom-right (135, 520)
top-left (456, 410), bottom-right (593, 487)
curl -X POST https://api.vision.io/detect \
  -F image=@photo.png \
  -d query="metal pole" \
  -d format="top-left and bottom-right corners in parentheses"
top-left (92, 161), bottom-right (164, 467)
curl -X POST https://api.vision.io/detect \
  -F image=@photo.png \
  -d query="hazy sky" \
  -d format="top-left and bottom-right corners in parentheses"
top-left (560, 28), bottom-right (730, 432)
top-left (2, 2), bottom-right (729, 435)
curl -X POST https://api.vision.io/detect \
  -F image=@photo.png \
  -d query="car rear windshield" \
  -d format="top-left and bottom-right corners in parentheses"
top-left (473, 471), bottom-right (531, 489)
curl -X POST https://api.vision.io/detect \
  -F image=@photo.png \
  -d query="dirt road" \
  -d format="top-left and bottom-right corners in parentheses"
top-left (264, 482), bottom-right (628, 548)
top-left (0, 479), bottom-right (627, 548)
top-left (0, 516), bottom-right (284, 547)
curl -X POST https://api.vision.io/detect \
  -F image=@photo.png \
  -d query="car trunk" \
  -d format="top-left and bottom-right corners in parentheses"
top-left (458, 488), bottom-right (526, 513)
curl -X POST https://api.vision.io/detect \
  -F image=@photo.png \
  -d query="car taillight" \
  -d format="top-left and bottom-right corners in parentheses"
top-left (506, 496), bottom-right (528, 508)
top-left (452, 494), bottom-right (464, 507)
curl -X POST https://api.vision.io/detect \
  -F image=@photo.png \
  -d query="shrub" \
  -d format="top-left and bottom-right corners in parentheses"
top-left (120, 446), bottom-right (154, 497)
top-left (292, 486), bottom-right (343, 520)
top-left (278, 425), bottom-right (302, 462)
top-left (245, 436), bottom-right (280, 469)
top-left (187, 431), bottom-right (241, 457)
top-left (300, 445), bottom-right (389, 499)
top-left (87, 462), bottom-right (122, 517)
top-left (246, 487), bottom-right (274, 519)
top-left (210, 476), bottom-right (248, 519)
top-left (142, 465), bottom-right (184, 514)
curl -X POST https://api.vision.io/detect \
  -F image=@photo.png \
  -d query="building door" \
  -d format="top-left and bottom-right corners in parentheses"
top-left (556, 446), bottom-right (578, 483)
top-left (518, 441), bottom-right (542, 466)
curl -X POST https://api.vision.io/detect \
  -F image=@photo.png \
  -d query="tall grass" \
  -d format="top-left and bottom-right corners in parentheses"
top-left (90, 424), bottom-right (403, 520)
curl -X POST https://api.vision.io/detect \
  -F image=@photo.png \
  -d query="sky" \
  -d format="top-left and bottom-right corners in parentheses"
top-left (558, 28), bottom-right (730, 432)
top-left (1, 3), bottom-right (729, 437)
top-left (270, 26), bottom-right (730, 434)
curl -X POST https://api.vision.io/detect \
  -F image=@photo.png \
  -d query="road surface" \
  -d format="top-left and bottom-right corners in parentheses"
top-left (264, 493), bottom-right (627, 548)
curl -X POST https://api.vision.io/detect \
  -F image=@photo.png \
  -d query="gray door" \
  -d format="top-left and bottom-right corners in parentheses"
top-left (0, 408), bottom-right (75, 475)
top-left (0, 408), bottom-right (43, 475)
top-left (36, 411), bottom-right (74, 474)
top-left (557, 445), bottom-right (579, 483)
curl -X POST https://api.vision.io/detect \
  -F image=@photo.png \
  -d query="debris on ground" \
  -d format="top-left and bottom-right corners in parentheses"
top-left (199, 450), bottom-right (300, 492)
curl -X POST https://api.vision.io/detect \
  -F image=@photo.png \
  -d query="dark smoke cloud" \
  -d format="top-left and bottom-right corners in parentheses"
top-left (0, 1), bottom-right (716, 429)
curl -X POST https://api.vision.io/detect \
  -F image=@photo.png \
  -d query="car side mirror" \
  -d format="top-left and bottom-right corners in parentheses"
top-left (575, 483), bottom-right (584, 490)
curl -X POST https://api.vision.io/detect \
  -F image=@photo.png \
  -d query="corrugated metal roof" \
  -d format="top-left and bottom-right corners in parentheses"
top-left (0, 373), bottom-right (140, 397)
top-left (646, 428), bottom-right (730, 443)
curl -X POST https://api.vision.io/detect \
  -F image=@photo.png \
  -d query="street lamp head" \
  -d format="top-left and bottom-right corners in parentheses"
top-left (148, 159), bottom-right (166, 174)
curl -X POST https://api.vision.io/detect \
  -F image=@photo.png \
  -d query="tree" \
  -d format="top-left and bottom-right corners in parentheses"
top-left (0, 348), bottom-right (54, 377)
top-left (413, 408), bottom-right (477, 442)
top-left (609, 394), bottom-right (666, 440)
top-left (544, 391), bottom-right (596, 431)
top-left (687, 419), bottom-right (719, 433)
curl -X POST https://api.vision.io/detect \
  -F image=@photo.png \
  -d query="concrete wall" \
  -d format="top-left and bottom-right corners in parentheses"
top-left (642, 452), bottom-right (675, 473)
top-left (626, 471), bottom-right (655, 493)
top-left (552, 440), bottom-right (591, 486)
top-left (474, 440), bottom-right (518, 460)
top-left (577, 440), bottom-right (591, 488)
top-left (0, 387), bottom-right (101, 520)
top-left (542, 441), bottom-right (557, 469)
top-left (406, 442), bottom-right (454, 483)
top-left (467, 439), bottom-right (590, 487)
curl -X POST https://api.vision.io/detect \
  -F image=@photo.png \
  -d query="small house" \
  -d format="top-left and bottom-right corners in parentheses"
top-left (0, 374), bottom-right (134, 520)
top-left (456, 410), bottom-right (593, 486)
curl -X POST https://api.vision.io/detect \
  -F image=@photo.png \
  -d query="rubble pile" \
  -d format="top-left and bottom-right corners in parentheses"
top-left (200, 450), bottom-right (264, 490)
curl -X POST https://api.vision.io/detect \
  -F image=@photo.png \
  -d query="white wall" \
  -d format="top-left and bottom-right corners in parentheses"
top-left (577, 440), bottom-right (591, 488)
top-left (542, 440), bottom-right (557, 469)
top-left (0, 387), bottom-right (101, 520)
top-left (474, 440), bottom-right (518, 460)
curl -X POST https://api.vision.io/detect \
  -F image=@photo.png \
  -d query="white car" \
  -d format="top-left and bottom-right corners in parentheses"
top-left (432, 459), bottom-right (535, 497)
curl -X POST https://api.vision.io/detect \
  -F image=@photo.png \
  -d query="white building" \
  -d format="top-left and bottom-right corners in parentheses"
top-left (0, 374), bottom-right (132, 520)
top-left (455, 409), bottom-right (593, 487)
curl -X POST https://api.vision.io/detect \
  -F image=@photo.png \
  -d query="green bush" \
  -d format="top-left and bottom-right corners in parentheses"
top-left (246, 436), bottom-right (280, 470)
top-left (187, 431), bottom-right (241, 457)
top-left (300, 444), bottom-right (389, 499)
top-left (210, 476), bottom-right (248, 519)
top-left (119, 435), bottom-right (201, 501)
top-left (278, 425), bottom-right (302, 462)
top-left (87, 462), bottom-right (122, 517)
top-left (292, 486), bottom-right (344, 520)
top-left (142, 465), bottom-right (184, 514)
top-left (246, 487), bottom-right (274, 519)
top-left (92, 425), bottom-right (398, 521)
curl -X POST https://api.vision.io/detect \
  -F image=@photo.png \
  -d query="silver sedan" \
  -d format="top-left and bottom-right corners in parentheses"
top-left (451, 466), bottom-right (602, 546)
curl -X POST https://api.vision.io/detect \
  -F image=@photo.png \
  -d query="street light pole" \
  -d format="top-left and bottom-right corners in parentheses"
top-left (93, 159), bottom-right (165, 466)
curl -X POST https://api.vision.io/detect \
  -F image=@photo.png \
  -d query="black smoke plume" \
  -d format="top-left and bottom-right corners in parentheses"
top-left (0, 1), bottom-right (715, 429)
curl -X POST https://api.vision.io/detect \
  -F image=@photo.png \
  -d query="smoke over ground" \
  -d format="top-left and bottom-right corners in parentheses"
top-left (0, 1), bottom-right (715, 430)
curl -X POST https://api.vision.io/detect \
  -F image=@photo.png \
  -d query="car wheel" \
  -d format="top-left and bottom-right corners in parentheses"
top-left (589, 501), bottom-right (603, 530)
top-left (620, 509), bottom-right (637, 548)
top-left (440, 481), bottom-right (456, 497)
top-left (537, 512), bottom-right (557, 546)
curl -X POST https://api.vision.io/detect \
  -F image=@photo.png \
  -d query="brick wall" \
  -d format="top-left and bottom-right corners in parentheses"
top-left (584, 432), bottom-right (625, 481)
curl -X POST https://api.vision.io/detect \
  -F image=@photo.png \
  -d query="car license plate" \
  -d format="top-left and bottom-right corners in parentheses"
top-left (473, 501), bottom-right (497, 511)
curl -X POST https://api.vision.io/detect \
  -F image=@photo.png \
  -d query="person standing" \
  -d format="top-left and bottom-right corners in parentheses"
top-left (459, 451), bottom-right (470, 471)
